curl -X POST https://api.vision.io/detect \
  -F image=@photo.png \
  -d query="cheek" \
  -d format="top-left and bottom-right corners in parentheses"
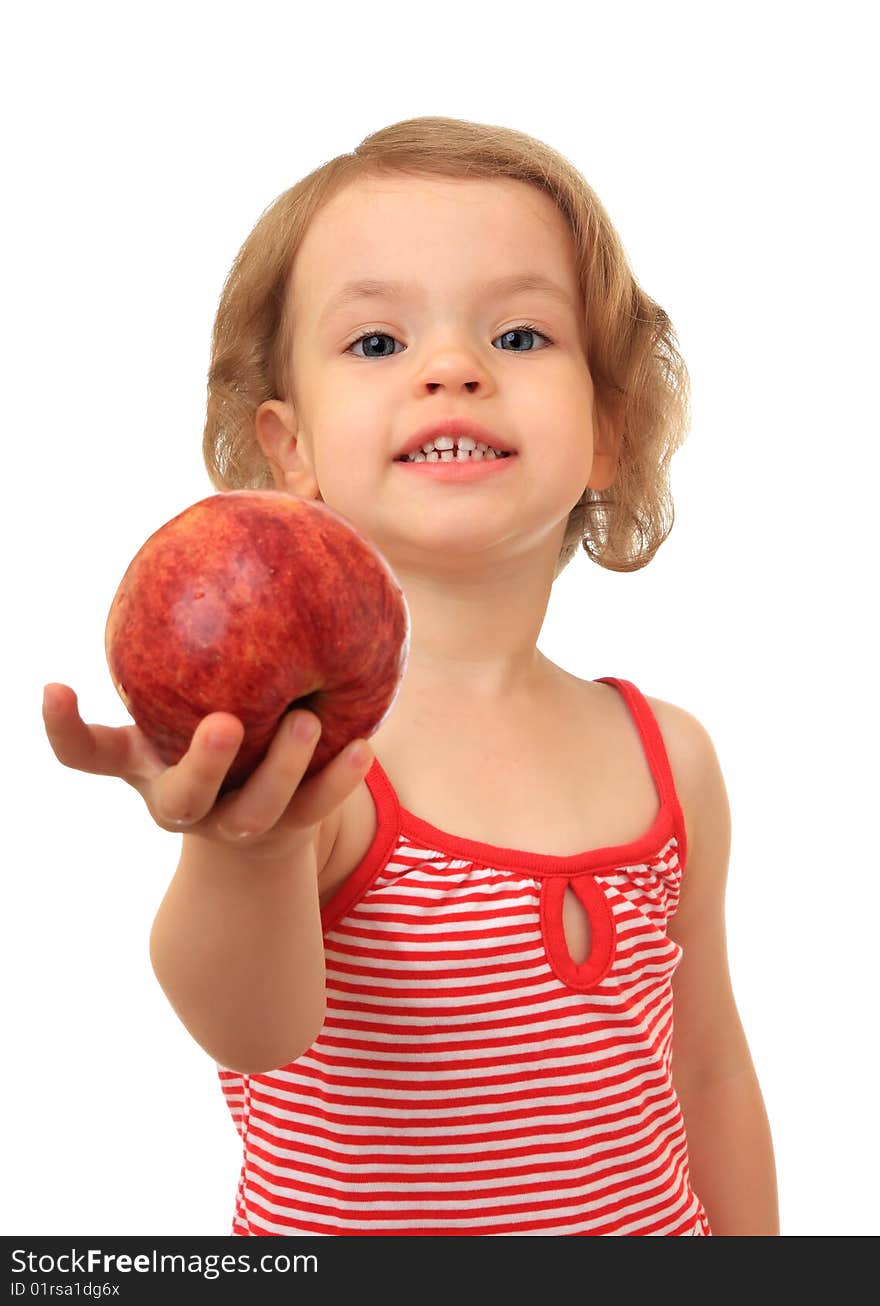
top-left (312, 448), bottom-right (376, 522)
top-left (530, 379), bottom-right (596, 488)
top-left (521, 356), bottom-right (593, 416)
top-left (529, 385), bottom-right (594, 454)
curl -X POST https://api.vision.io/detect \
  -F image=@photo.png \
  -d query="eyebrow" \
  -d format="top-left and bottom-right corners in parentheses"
top-left (318, 272), bottom-right (577, 326)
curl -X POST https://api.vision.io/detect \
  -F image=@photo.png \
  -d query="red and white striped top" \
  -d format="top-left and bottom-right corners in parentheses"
top-left (218, 676), bottom-right (711, 1236)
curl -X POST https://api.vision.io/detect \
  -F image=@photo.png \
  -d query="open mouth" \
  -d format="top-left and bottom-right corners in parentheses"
top-left (396, 439), bottom-right (515, 463)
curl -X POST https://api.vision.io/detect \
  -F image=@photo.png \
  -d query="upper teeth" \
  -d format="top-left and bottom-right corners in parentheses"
top-left (402, 436), bottom-right (508, 462)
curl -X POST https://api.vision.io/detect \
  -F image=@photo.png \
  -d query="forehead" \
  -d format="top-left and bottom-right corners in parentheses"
top-left (290, 175), bottom-right (579, 312)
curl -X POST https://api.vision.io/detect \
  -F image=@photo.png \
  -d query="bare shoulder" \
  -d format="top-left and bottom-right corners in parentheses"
top-left (642, 693), bottom-right (730, 861)
top-left (643, 694), bottom-right (718, 791)
top-left (642, 692), bottom-right (732, 934)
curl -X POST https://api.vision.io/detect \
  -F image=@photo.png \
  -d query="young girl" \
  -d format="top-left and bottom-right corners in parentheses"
top-left (43, 116), bottom-right (778, 1237)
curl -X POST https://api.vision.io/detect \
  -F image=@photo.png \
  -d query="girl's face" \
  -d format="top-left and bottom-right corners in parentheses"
top-left (256, 175), bottom-right (616, 572)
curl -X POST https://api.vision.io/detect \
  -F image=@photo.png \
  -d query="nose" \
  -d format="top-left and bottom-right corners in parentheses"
top-left (419, 345), bottom-right (491, 395)
top-left (426, 379), bottom-right (479, 393)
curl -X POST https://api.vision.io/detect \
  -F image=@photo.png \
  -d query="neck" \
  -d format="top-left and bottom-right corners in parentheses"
top-left (382, 543), bottom-right (563, 720)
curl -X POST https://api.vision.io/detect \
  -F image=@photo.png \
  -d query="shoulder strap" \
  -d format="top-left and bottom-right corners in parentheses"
top-left (593, 676), bottom-right (688, 865)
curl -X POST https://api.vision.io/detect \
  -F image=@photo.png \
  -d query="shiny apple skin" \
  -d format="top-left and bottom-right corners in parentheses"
top-left (105, 490), bottom-right (410, 792)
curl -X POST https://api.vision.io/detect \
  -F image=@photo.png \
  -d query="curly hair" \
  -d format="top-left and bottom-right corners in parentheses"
top-left (202, 116), bottom-right (691, 576)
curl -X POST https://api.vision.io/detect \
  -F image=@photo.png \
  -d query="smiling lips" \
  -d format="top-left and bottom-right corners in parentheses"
top-left (394, 438), bottom-right (517, 481)
top-left (394, 418), bottom-right (516, 460)
top-left (398, 435), bottom-right (513, 463)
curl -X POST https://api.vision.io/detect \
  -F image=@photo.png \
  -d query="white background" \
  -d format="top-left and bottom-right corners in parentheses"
top-left (2, 0), bottom-right (877, 1238)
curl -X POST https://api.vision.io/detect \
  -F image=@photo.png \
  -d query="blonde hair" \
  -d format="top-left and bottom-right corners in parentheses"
top-left (203, 116), bottom-right (691, 575)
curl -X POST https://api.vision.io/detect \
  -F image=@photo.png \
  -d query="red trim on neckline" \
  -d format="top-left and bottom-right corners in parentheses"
top-left (318, 677), bottom-right (689, 931)
top-left (358, 677), bottom-right (685, 878)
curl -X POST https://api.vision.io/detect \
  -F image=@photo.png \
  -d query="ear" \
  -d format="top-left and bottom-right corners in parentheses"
top-left (587, 390), bottom-right (624, 492)
top-left (254, 399), bottom-right (321, 499)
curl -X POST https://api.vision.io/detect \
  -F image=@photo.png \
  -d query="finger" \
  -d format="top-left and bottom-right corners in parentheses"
top-left (278, 733), bottom-right (373, 831)
top-left (42, 683), bottom-right (139, 778)
top-left (213, 710), bottom-right (326, 839)
top-left (213, 711), bottom-right (373, 841)
top-left (150, 713), bottom-right (246, 828)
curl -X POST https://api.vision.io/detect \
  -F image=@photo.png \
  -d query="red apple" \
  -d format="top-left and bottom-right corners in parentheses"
top-left (105, 490), bottom-right (410, 792)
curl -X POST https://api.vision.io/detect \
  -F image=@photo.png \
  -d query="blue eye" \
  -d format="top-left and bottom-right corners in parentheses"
top-left (348, 332), bottom-right (402, 359)
top-left (496, 324), bottom-right (553, 352)
top-left (346, 323), bottom-right (553, 359)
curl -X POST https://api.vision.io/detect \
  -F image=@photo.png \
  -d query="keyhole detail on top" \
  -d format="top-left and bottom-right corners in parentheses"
top-left (562, 884), bottom-right (593, 965)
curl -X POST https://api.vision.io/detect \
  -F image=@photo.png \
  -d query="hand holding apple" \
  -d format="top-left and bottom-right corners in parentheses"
top-left (104, 490), bottom-right (410, 793)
